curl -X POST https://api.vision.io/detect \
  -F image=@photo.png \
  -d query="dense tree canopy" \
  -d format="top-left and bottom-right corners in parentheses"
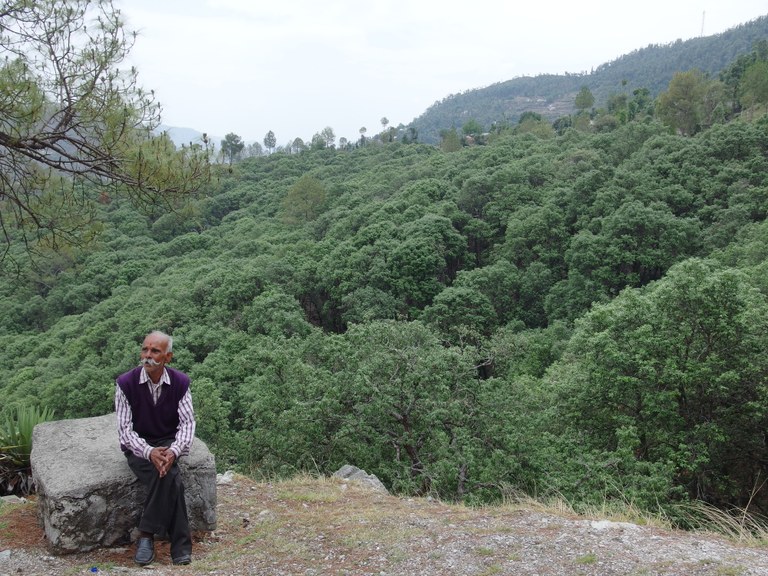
top-left (556, 259), bottom-right (768, 510)
top-left (2, 28), bottom-right (768, 523)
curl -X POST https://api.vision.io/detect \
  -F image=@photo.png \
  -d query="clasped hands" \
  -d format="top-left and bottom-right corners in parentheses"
top-left (149, 446), bottom-right (176, 477)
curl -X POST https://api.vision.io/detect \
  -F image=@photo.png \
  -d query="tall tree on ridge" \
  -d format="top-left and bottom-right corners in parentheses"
top-left (320, 126), bottom-right (335, 149)
top-left (220, 133), bottom-right (245, 165)
top-left (264, 130), bottom-right (277, 154)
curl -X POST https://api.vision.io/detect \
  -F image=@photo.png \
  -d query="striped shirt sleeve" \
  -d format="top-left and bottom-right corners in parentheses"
top-left (115, 385), bottom-right (153, 460)
top-left (169, 389), bottom-right (196, 459)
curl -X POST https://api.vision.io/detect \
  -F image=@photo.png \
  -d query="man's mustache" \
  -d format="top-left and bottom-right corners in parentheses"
top-left (139, 358), bottom-right (162, 367)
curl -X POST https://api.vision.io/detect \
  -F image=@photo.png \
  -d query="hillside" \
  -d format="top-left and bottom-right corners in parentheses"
top-left (2, 474), bottom-right (768, 575)
top-left (3, 108), bottom-right (768, 516)
top-left (410, 14), bottom-right (768, 142)
top-left (3, 19), bottom-right (768, 527)
top-left (5, 4), bottom-right (768, 568)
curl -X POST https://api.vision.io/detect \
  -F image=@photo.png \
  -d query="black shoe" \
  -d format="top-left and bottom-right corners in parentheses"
top-left (134, 536), bottom-right (155, 565)
top-left (172, 554), bottom-right (192, 565)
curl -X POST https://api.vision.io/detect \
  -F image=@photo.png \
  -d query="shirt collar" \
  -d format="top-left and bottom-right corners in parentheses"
top-left (139, 366), bottom-right (171, 386)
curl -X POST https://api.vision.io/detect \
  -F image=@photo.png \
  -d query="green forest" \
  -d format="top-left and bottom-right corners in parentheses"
top-left (2, 2), bottom-right (768, 528)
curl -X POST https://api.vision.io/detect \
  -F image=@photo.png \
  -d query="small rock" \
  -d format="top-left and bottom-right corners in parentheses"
top-left (217, 470), bottom-right (235, 485)
top-left (333, 465), bottom-right (388, 493)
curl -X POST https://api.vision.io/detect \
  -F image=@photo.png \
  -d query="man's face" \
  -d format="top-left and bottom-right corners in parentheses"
top-left (140, 334), bottom-right (173, 375)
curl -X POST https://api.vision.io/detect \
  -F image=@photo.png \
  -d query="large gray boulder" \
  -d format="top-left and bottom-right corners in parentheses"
top-left (31, 413), bottom-right (216, 554)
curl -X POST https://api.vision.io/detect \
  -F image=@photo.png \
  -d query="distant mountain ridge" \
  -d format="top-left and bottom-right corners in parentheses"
top-left (156, 124), bottom-right (218, 149)
top-left (157, 15), bottom-right (768, 148)
top-left (410, 14), bottom-right (768, 143)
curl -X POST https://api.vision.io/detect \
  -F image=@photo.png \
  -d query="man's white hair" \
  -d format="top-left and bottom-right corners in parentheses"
top-left (148, 330), bottom-right (173, 353)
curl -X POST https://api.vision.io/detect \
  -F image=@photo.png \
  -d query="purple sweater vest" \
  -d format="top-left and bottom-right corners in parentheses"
top-left (116, 366), bottom-right (190, 449)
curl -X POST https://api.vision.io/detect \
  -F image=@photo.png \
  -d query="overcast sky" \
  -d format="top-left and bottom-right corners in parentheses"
top-left (119, 0), bottom-right (768, 147)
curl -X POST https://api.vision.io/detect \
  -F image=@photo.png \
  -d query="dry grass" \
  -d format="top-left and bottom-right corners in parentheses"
top-left (677, 500), bottom-right (768, 546)
top-left (499, 485), bottom-right (673, 530)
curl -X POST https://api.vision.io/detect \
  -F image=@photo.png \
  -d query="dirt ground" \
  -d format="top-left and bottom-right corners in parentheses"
top-left (2, 473), bottom-right (768, 575)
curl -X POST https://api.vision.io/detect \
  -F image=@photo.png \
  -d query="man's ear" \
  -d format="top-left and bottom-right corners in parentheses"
top-left (165, 351), bottom-right (174, 363)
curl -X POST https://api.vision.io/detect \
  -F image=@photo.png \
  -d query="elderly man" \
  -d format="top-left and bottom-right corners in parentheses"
top-left (115, 330), bottom-right (196, 566)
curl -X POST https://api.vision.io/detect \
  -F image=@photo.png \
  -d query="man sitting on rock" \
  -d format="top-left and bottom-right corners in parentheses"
top-left (115, 330), bottom-right (196, 566)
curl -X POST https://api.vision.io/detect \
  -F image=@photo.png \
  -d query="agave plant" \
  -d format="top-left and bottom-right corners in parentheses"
top-left (0, 405), bottom-right (55, 495)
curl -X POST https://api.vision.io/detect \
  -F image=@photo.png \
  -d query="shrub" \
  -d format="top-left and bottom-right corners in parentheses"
top-left (0, 405), bottom-right (55, 495)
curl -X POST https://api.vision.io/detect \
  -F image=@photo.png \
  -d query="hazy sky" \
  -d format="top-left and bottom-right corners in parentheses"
top-left (119, 0), bottom-right (768, 147)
